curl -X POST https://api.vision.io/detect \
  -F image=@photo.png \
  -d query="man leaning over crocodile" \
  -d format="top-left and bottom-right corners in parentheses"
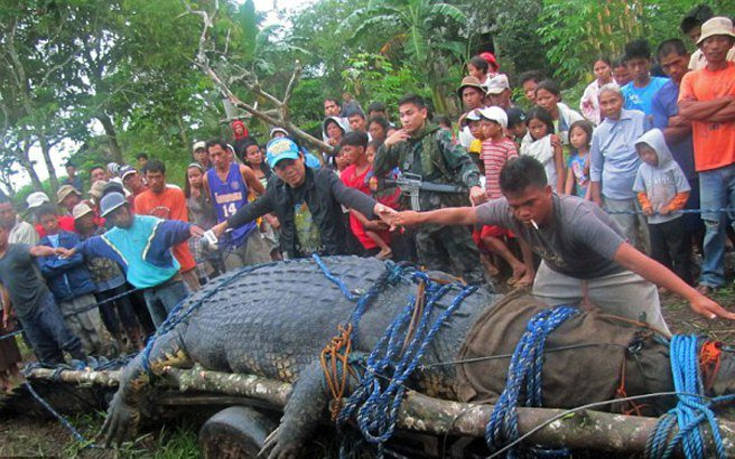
top-left (209, 136), bottom-right (394, 259)
top-left (380, 155), bottom-right (735, 332)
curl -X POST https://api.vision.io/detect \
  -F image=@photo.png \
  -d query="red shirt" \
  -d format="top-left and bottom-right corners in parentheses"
top-left (341, 164), bottom-right (390, 250)
top-left (134, 185), bottom-right (196, 273)
top-left (35, 215), bottom-right (76, 238)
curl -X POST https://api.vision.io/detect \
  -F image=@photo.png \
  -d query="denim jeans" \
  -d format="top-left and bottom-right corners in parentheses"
top-left (19, 290), bottom-right (85, 364)
top-left (698, 164), bottom-right (735, 287)
top-left (143, 278), bottom-right (189, 328)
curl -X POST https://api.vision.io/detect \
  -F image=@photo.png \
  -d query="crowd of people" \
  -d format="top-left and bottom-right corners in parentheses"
top-left (0, 7), bottom-right (733, 390)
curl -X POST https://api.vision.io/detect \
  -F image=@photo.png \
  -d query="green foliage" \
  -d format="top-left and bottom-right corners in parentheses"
top-left (537, 0), bottom-right (725, 85)
top-left (340, 53), bottom-right (427, 112)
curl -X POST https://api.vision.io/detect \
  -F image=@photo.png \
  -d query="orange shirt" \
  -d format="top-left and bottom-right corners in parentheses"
top-left (678, 62), bottom-right (735, 172)
top-left (134, 185), bottom-right (196, 273)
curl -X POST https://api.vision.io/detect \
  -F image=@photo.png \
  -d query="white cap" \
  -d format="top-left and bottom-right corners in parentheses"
top-left (26, 191), bottom-right (50, 209)
top-left (475, 106), bottom-right (508, 129)
top-left (485, 74), bottom-right (510, 95)
top-left (192, 140), bottom-right (207, 152)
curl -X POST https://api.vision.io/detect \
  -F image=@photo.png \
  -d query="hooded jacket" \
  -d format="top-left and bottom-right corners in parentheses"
top-left (632, 129), bottom-right (691, 225)
top-left (38, 231), bottom-right (97, 302)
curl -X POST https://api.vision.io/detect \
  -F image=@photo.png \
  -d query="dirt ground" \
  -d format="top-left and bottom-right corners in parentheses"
top-left (1, 287), bottom-right (734, 457)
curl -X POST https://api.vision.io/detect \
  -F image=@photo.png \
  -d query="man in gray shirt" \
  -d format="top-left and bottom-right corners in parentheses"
top-left (382, 156), bottom-right (735, 332)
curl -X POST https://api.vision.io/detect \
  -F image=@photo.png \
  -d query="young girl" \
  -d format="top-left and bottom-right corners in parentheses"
top-left (184, 163), bottom-right (223, 281)
top-left (241, 143), bottom-right (281, 261)
top-left (520, 107), bottom-right (565, 193)
top-left (564, 120), bottom-right (594, 199)
top-left (580, 57), bottom-right (613, 125)
top-left (534, 79), bottom-right (583, 146)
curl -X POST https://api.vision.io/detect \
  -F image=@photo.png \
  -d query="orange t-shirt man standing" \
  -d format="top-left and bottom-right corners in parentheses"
top-left (678, 17), bottom-right (735, 293)
top-left (134, 159), bottom-right (200, 292)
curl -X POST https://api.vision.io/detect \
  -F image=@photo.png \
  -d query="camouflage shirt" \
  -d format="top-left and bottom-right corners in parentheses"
top-left (374, 123), bottom-right (480, 210)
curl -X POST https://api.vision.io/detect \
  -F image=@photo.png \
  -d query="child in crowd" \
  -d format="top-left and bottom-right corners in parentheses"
top-left (564, 120), bottom-right (594, 199)
top-left (36, 204), bottom-right (112, 355)
top-left (366, 140), bottom-right (401, 211)
top-left (340, 132), bottom-right (392, 259)
top-left (506, 107), bottom-right (528, 149)
top-left (633, 129), bottom-right (692, 285)
top-left (470, 107), bottom-right (534, 286)
top-left (520, 107), bottom-right (565, 194)
top-left (185, 163), bottom-right (225, 281)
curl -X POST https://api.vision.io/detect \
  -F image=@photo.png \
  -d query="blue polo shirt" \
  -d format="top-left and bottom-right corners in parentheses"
top-left (651, 79), bottom-right (696, 182)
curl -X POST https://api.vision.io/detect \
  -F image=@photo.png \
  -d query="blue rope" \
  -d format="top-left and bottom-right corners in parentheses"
top-left (23, 381), bottom-right (99, 449)
top-left (336, 267), bottom-right (477, 454)
top-left (485, 305), bottom-right (580, 458)
top-left (311, 254), bottom-right (361, 302)
top-left (646, 335), bottom-right (735, 459)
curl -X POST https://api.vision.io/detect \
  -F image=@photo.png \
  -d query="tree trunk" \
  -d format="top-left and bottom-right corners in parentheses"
top-left (25, 366), bottom-right (735, 455)
top-left (97, 113), bottom-right (124, 164)
top-left (37, 133), bottom-right (59, 196)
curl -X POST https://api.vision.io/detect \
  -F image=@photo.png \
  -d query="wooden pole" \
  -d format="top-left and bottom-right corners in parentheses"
top-left (25, 366), bottom-right (735, 455)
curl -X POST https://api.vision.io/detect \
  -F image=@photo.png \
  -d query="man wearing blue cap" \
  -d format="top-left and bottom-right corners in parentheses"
top-left (210, 137), bottom-right (392, 259)
top-left (57, 192), bottom-right (204, 328)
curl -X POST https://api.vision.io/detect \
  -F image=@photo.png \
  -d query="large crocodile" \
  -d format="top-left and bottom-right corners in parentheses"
top-left (101, 256), bottom-right (735, 457)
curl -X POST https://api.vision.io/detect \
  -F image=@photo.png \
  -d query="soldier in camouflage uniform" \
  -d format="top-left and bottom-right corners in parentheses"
top-left (374, 94), bottom-right (487, 284)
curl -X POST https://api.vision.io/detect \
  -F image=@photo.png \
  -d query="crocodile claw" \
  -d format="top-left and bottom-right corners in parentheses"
top-left (100, 392), bottom-right (139, 447)
top-left (257, 426), bottom-right (298, 459)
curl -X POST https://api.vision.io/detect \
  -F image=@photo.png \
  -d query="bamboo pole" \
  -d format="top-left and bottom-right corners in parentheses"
top-left (24, 367), bottom-right (735, 455)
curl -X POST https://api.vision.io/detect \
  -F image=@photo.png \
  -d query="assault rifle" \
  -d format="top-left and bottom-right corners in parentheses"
top-left (380, 173), bottom-right (467, 211)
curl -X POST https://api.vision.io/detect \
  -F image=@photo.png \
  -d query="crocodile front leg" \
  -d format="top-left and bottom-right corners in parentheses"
top-left (101, 330), bottom-right (192, 446)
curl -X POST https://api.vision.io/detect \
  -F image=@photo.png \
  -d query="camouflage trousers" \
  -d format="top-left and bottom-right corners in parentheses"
top-left (415, 224), bottom-right (486, 285)
top-left (58, 293), bottom-right (114, 355)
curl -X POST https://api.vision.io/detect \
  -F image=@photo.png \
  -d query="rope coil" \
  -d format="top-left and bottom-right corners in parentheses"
top-left (646, 335), bottom-right (734, 459)
top-left (485, 305), bottom-right (580, 457)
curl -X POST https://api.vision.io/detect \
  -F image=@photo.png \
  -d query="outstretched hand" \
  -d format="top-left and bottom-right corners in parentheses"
top-left (211, 221), bottom-right (228, 238)
top-left (374, 203), bottom-right (398, 230)
top-left (190, 225), bottom-right (205, 238)
top-left (56, 247), bottom-right (75, 259)
top-left (690, 294), bottom-right (735, 321)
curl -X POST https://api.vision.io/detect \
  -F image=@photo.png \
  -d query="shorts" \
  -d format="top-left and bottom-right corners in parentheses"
top-left (473, 225), bottom-right (514, 250)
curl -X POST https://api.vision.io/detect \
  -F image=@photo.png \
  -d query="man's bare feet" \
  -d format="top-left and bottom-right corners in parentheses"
top-left (508, 262), bottom-right (527, 286)
top-left (515, 271), bottom-right (535, 289)
top-left (480, 255), bottom-right (500, 277)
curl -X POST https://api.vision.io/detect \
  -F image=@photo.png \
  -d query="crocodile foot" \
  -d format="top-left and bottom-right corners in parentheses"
top-left (100, 391), bottom-right (140, 447)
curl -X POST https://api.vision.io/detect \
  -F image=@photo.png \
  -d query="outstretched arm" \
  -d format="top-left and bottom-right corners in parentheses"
top-left (614, 242), bottom-right (735, 320)
top-left (389, 206), bottom-right (479, 228)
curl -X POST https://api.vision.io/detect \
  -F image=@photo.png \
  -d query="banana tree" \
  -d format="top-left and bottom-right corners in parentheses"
top-left (339, 0), bottom-right (468, 114)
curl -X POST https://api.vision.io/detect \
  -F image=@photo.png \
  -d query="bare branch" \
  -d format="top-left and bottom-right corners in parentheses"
top-left (282, 60), bottom-right (302, 108)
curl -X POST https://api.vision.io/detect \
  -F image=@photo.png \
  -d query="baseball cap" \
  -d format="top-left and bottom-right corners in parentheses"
top-left (56, 184), bottom-right (81, 204)
top-left (89, 180), bottom-right (108, 201)
top-left (456, 76), bottom-right (486, 99)
top-left (100, 192), bottom-right (127, 217)
top-left (479, 51), bottom-right (499, 71)
top-left (26, 191), bottom-right (50, 209)
top-left (266, 138), bottom-right (301, 169)
top-left (119, 166), bottom-right (138, 181)
top-left (475, 106), bottom-right (508, 129)
top-left (192, 140), bottom-right (207, 152)
top-left (506, 107), bottom-right (527, 128)
top-left (465, 110), bottom-right (483, 122)
top-left (697, 16), bottom-right (735, 45)
top-left (72, 202), bottom-right (94, 220)
top-left (485, 74), bottom-right (510, 95)
top-left (270, 127), bottom-right (289, 138)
